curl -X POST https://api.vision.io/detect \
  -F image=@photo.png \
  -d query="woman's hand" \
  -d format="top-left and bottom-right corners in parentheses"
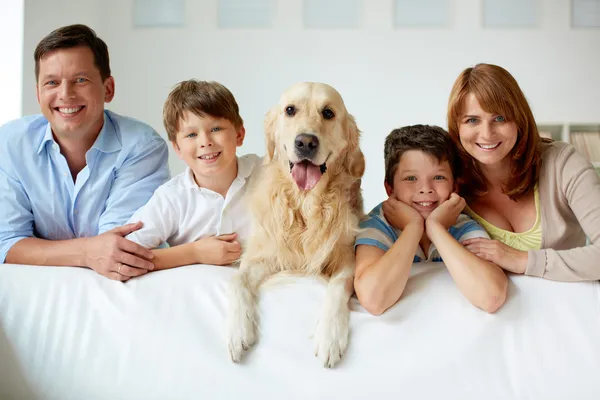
top-left (462, 237), bottom-right (528, 274)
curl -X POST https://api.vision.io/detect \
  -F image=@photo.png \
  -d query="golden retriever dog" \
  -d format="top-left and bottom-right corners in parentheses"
top-left (227, 82), bottom-right (365, 368)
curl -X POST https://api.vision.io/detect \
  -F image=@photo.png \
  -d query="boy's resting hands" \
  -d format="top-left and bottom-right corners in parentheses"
top-left (425, 193), bottom-right (465, 234)
top-left (193, 233), bottom-right (242, 266)
top-left (382, 196), bottom-right (424, 231)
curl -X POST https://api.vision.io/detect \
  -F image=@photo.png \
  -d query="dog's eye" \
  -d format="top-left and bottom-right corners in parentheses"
top-left (322, 108), bottom-right (335, 120)
top-left (285, 105), bottom-right (296, 116)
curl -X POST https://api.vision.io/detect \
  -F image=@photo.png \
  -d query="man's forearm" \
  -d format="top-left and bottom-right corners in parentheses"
top-left (5, 237), bottom-right (88, 267)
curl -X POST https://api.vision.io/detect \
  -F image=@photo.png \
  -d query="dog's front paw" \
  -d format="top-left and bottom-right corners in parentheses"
top-left (227, 306), bottom-right (257, 363)
top-left (313, 312), bottom-right (349, 368)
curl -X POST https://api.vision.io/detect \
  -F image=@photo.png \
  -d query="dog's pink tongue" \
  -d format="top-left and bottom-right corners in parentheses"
top-left (291, 162), bottom-right (322, 191)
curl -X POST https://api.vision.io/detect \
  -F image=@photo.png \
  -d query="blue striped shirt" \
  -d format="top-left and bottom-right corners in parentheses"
top-left (355, 202), bottom-right (489, 262)
top-left (0, 110), bottom-right (170, 263)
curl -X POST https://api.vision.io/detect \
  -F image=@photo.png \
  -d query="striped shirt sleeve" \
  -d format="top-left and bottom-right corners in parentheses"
top-left (449, 214), bottom-right (490, 242)
top-left (355, 204), bottom-right (398, 251)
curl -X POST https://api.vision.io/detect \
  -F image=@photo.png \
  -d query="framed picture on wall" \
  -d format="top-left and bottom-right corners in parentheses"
top-left (133, 0), bottom-right (185, 27)
top-left (482, 0), bottom-right (538, 28)
top-left (218, 0), bottom-right (274, 28)
top-left (393, 0), bottom-right (452, 28)
top-left (572, 0), bottom-right (600, 27)
top-left (304, 0), bottom-right (362, 28)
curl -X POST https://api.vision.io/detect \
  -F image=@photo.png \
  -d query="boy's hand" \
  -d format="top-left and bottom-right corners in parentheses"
top-left (425, 193), bottom-right (465, 235)
top-left (194, 233), bottom-right (242, 265)
top-left (382, 196), bottom-right (424, 231)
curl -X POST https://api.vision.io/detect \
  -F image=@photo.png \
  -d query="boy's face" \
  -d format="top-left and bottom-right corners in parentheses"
top-left (172, 110), bottom-right (245, 186)
top-left (36, 46), bottom-right (114, 141)
top-left (385, 150), bottom-right (455, 219)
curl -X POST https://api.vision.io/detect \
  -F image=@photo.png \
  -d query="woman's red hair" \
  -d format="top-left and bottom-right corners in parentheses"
top-left (447, 63), bottom-right (549, 200)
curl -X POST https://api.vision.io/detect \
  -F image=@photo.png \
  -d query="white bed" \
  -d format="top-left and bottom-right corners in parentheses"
top-left (1, 262), bottom-right (600, 399)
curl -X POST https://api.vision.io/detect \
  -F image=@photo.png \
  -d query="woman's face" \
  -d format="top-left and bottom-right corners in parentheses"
top-left (458, 93), bottom-right (518, 168)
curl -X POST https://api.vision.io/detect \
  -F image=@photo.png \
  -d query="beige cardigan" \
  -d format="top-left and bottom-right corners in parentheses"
top-left (525, 141), bottom-right (600, 281)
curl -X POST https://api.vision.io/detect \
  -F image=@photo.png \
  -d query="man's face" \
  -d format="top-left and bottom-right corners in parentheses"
top-left (36, 46), bottom-right (114, 141)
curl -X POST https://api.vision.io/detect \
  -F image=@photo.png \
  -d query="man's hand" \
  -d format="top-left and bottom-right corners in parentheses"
top-left (462, 237), bottom-right (528, 274)
top-left (83, 221), bottom-right (154, 281)
top-left (382, 196), bottom-right (424, 231)
top-left (193, 233), bottom-right (242, 266)
top-left (425, 193), bottom-right (466, 236)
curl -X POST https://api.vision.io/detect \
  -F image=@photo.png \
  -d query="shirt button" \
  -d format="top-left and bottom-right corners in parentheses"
top-left (74, 210), bottom-right (78, 214)
top-left (52, 144), bottom-right (59, 151)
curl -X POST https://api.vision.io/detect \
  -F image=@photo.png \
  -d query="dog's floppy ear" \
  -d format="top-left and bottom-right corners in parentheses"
top-left (343, 113), bottom-right (365, 178)
top-left (263, 107), bottom-right (278, 162)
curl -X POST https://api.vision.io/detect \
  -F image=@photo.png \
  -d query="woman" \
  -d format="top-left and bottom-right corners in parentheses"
top-left (447, 63), bottom-right (600, 281)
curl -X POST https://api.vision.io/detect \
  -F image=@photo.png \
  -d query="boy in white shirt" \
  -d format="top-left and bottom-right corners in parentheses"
top-left (122, 80), bottom-right (261, 277)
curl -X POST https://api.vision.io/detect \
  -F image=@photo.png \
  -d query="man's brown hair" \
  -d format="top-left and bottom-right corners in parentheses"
top-left (163, 80), bottom-right (244, 142)
top-left (34, 24), bottom-right (111, 81)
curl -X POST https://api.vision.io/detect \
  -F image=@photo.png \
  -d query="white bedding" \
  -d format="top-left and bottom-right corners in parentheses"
top-left (1, 262), bottom-right (600, 400)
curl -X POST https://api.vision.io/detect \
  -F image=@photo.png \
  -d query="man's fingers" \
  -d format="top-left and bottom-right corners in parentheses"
top-left (106, 272), bottom-right (130, 282)
top-left (109, 221), bottom-right (143, 236)
top-left (117, 252), bottom-right (154, 271)
top-left (116, 263), bottom-right (148, 278)
top-left (118, 237), bottom-right (154, 262)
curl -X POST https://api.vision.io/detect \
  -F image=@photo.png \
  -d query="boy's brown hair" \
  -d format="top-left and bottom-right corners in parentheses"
top-left (384, 124), bottom-right (460, 187)
top-left (163, 80), bottom-right (244, 142)
top-left (34, 24), bottom-right (111, 82)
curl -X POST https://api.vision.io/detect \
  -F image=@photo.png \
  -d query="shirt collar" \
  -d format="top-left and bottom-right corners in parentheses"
top-left (181, 155), bottom-right (257, 189)
top-left (36, 111), bottom-right (121, 155)
top-left (90, 112), bottom-right (121, 153)
top-left (36, 123), bottom-right (55, 155)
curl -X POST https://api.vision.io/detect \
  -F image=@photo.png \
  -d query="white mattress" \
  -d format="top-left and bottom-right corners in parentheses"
top-left (1, 262), bottom-right (600, 400)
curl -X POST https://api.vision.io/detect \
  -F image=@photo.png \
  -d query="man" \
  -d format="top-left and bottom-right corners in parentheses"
top-left (0, 24), bottom-right (170, 281)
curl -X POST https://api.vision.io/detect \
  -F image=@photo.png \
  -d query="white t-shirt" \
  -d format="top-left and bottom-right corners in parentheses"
top-left (126, 154), bottom-right (261, 250)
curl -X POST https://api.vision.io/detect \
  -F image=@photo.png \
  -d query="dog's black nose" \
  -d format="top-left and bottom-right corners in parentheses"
top-left (294, 133), bottom-right (319, 159)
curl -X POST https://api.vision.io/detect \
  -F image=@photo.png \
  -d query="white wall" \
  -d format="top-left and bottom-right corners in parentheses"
top-left (1, 0), bottom-right (24, 125)
top-left (22, 0), bottom-right (600, 211)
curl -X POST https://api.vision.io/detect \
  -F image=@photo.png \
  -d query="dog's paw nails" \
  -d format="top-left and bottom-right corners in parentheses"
top-left (227, 319), bottom-right (257, 363)
top-left (313, 315), bottom-right (349, 368)
top-left (227, 337), bottom-right (244, 363)
top-left (228, 333), bottom-right (255, 363)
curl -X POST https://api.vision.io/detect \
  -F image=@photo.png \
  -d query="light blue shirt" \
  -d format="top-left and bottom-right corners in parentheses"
top-left (0, 110), bottom-right (170, 263)
top-left (355, 202), bottom-right (490, 262)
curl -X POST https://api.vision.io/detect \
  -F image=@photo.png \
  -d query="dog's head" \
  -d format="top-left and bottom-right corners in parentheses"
top-left (263, 82), bottom-right (364, 191)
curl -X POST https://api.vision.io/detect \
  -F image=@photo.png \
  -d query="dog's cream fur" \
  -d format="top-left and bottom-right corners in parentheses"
top-left (227, 82), bottom-right (365, 367)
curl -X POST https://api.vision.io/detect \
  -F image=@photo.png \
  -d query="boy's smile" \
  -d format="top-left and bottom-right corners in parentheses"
top-left (172, 110), bottom-right (245, 192)
top-left (198, 152), bottom-right (221, 161)
top-left (385, 150), bottom-right (454, 219)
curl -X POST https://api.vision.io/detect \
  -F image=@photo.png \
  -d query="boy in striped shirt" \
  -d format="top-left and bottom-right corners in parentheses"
top-left (353, 125), bottom-right (507, 315)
